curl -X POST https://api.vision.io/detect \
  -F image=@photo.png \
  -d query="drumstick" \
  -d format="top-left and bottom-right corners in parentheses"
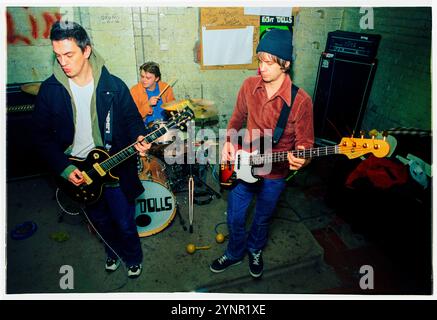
top-left (158, 79), bottom-right (176, 99)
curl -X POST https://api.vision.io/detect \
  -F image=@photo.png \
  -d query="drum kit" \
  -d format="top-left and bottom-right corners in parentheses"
top-left (134, 98), bottom-right (221, 237)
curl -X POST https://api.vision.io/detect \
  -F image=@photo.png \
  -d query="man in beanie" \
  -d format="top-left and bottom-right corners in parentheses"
top-left (210, 28), bottom-right (314, 278)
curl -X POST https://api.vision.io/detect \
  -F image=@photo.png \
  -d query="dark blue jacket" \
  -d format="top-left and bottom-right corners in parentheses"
top-left (33, 66), bottom-right (147, 202)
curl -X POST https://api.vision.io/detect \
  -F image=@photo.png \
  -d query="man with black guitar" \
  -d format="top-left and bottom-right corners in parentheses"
top-left (210, 29), bottom-right (314, 278)
top-left (33, 21), bottom-right (151, 279)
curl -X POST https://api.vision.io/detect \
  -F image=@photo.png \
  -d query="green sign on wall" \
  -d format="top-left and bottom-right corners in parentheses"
top-left (260, 15), bottom-right (294, 40)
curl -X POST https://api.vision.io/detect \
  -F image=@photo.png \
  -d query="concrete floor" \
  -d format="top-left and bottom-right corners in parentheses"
top-left (5, 157), bottom-right (432, 295)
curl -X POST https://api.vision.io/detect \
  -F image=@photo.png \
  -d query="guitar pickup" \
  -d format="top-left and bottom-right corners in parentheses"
top-left (82, 171), bottom-right (93, 185)
top-left (92, 163), bottom-right (106, 177)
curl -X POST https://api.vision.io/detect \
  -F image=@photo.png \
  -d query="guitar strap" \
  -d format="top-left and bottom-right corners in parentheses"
top-left (104, 105), bottom-right (113, 152)
top-left (273, 83), bottom-right (299, 145)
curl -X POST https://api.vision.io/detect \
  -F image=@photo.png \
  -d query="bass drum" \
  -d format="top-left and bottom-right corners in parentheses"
top-left (135, 156), bottom-right (176, 237)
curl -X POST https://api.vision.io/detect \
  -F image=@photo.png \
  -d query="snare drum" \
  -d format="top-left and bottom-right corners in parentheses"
top-left (135, 155), bottom-right (176, 237)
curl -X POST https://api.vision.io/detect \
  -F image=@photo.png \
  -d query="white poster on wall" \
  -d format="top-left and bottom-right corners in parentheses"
top-left (202, 26), bottom-right (254, 66)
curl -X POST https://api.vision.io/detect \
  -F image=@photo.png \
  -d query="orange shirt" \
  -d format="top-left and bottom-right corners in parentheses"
top-left (130, 81), bottom-right (175, 119)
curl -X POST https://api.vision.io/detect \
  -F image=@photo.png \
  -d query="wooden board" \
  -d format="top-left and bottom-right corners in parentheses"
top-left (200, 7), bottom-right (260, 70)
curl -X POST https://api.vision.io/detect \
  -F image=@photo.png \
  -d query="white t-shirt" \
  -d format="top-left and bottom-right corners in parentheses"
top-left (69, 78), bottom-right (95, 158)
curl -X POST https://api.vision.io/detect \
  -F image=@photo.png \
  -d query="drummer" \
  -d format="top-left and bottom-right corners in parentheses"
top-left (130, 61), bottom-right (175, 126)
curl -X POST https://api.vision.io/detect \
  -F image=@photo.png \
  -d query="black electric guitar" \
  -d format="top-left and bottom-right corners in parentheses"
top-left (57, 106), bottom-right (194, 205)
top-left (220, 136), bottom-right (391, 188)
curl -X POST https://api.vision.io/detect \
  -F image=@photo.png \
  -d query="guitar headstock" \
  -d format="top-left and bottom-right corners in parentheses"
top-left (167, 101), bottom-right (195, 130)
top-left (338, 133), bottom-right (390, 159)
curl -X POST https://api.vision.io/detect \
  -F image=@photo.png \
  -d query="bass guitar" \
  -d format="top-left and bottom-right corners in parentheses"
top-left (220, 136), bottom-right (390, 188)
top-left (57, 106), bottom-right (194, 205)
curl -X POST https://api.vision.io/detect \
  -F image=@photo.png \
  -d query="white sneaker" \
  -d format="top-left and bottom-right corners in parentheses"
top-left (127, 264), bottom-right (142, 279)
top-left (105, 257), bottom-right (121, 272)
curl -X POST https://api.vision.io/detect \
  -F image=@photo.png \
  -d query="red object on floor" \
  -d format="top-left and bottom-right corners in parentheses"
top-left (312, 222), bottom-right (404, 294)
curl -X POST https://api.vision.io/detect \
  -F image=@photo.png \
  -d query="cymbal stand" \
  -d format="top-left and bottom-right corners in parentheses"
top-left (191, 120), bottom-right (221, 200)
top-left (188, 168), bottom-right (194, 233)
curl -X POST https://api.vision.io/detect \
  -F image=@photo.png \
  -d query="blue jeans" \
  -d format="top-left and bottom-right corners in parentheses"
top-left (225, 178), bottom-right (286, 260)
top-left (87, 187), bottom-right (143, 266)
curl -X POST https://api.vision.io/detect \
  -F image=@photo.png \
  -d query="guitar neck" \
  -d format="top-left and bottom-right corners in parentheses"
top-left (250, 145), bottom-right (339, 165)
top-left (100, 125), bottom-right (170, 171)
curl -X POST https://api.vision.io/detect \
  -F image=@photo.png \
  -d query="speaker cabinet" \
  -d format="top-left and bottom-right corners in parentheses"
top-left (7, 85), bottom-right (48, 180)
top-left (313, 53), bottom-right (377, 143)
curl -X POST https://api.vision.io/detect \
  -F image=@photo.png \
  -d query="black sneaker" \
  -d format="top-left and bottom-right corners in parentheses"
top-left (210, 254), bottom-right (242, 273)
top-left (105, 257), bottom-right (121, 272)
top-left (248, 250), bottom-right (263, 278)
top-left (127, 264), bottom-right (142, 279)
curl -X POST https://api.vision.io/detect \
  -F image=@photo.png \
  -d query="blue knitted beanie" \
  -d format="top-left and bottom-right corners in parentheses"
top-left (256, 28), bottom-right (292, 62)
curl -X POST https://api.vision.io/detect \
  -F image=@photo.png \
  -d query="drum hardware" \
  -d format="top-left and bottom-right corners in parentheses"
top-left (143, 100), bottom-right (221, 234)
top-left (179, 150), bottom-right (222, 233)
top-left (188, 174), bottom-right (194, 233)
top-left (175, 201), bottom-right (187, 232)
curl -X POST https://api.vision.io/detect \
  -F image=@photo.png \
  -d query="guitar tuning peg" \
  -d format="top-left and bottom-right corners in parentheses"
top-left (360, 130), bottom-right (365, 139)
top-left (382, 130), bottom-right (388, 141)
top-left (350, 130), bottom-right (355, 138)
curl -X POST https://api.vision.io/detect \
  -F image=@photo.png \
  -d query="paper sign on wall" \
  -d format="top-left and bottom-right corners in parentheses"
top-left (202, 26), bottom-right (254, 66)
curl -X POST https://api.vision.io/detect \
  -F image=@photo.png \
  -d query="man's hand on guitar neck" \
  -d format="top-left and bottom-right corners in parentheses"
top-left (287, 145), bottom-right (310, 170)
top-left (134, 135), bottom-right (152, 157)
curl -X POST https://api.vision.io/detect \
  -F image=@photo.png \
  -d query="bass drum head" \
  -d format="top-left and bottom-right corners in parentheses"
top-left (135, 180), bottom-right (176, 237)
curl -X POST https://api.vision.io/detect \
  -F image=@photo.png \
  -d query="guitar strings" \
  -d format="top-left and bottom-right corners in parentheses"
top-left (100, 109), bottom-right (190, 172)
top-left (218, 144), bottom-right (387, 165)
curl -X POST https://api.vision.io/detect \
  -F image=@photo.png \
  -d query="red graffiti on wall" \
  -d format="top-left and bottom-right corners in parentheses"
top-left (43, 12), bottom-right (62, 39)
top-left (7, 8), bottom-right (62, 45)
top-left (29, 13), bottom-right (38, 39)
top-left (7, 11), bottom-right (31, 45)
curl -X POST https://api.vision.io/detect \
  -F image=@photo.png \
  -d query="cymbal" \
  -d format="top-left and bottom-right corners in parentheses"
top-left (190, 98), bottom-right (215, 107)
top-left (161, 100), bottom-right (186, 111)
top-left (162, 99), bottom-right (217, 119)
top-left (192, 105), bottom-right (217, 119)
top-left (21, 82), bottom-right (41, 96)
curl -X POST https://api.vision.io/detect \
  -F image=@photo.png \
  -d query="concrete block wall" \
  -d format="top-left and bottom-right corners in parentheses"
top-left (6, 7), bottom-right (60, 84)
top-left (130, 7), bottom-right (254, 128)
top-left (292, 8), bottom-right (344, 97)
top-left (6, 7), bottom-right (138, 86)
top-left (340, 7), bottom-right (431, 131)
top-left (7, 6), bottom-right (431, 132)
top-left (86, 7), bottom-right (138, 86)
